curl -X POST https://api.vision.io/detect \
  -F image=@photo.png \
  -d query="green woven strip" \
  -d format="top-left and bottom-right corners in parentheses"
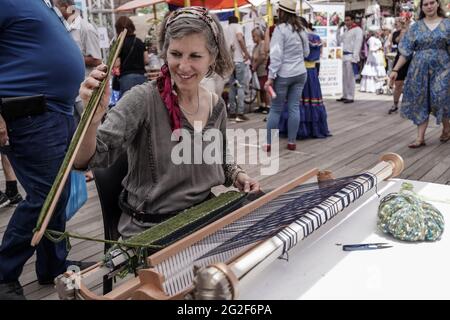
top-left (126, 191), bottom-right (246, 248)
top-left (34, 31), bottom-right (127, 234)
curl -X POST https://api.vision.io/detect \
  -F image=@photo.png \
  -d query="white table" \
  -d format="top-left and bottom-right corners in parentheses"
top-left (239, 179), bottom-right (450, 300)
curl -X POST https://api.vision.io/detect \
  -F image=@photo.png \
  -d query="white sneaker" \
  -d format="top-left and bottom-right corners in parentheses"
top-left (0, 191), bottom-right (11, 208)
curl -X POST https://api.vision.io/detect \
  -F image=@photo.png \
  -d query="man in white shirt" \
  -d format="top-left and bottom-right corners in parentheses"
top-left (55, 0), bottom-right (101, 182)
top-left (227, 16), bottom-right (251, 122)
top-left (54, 0), bottom-right (102, 123)
top-left (336, 14), bottom-right (363, 103)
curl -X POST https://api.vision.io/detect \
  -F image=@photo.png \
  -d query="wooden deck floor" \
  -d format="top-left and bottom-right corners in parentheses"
top-left (0, 90), bottom-right (449, 299)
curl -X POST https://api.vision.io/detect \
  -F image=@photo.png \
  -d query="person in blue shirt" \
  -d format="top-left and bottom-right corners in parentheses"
top-left (0, 0), bottom-right (85, 299)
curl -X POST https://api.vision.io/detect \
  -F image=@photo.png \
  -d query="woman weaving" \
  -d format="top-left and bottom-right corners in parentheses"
top-left (75, 6), bottom-right (260, 238)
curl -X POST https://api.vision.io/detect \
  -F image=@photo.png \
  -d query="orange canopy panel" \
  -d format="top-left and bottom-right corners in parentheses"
top-left (116, 0), bottom-right (165, 12)
top-left (167, 0), bottom-right (252, 10)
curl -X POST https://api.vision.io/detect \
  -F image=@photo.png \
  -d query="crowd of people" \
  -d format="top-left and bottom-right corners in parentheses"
top-left (0, 0), bottom-right (448, 300)
top-left (223, 0), bottom-right (332, 152)
top-left (334, 0), bottom-right (448, 148)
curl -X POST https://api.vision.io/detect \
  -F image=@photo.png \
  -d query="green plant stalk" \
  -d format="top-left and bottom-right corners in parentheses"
top-left (32, 30), bottom-right (127, 245)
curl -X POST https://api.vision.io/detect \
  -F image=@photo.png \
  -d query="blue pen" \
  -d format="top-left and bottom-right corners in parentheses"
top-left (342, 243), bottom-right (392, 251)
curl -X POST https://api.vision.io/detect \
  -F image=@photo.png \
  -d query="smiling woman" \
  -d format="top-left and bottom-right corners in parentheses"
top-left (75, 6), bottom-right (260, 239)
top-left (157, 9), bottom-right (233, 130)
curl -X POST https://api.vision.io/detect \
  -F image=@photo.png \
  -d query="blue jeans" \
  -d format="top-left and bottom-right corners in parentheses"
top-left (0, 111), bottom-right (74, 283)
top-left (267, 73), bottom-right (308, 144)
top-left (228, 62), bottom-right (247, 115)
top-left (119, 73), bottom-right (147, 98)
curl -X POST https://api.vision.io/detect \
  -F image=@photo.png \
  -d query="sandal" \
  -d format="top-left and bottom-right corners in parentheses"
top-left (408, 140), bottom-right (426, 149)
top-left (388, 106), bottom-right (398, 114)
top-left (440, 131), bottom-right (450, 142)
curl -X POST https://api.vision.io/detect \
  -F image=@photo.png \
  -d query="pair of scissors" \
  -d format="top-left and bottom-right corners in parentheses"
top-left (342, 243), bottom-right (392, 251)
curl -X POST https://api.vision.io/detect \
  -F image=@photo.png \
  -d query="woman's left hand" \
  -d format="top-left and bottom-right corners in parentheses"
top-left (234, 173), bottom-right (260, 194)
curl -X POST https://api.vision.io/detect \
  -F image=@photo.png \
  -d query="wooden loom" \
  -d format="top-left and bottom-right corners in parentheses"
top-left (55, 153), bottom-right (404, 300)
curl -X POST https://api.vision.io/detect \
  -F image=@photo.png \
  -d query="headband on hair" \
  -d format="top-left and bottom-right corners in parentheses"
top-left (165, 6), bottom-right (219, 45)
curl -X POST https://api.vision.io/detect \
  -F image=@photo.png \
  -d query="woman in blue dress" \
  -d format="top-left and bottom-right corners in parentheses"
top-left (389, 0), bottom-right (449, 148)
top-left (279, 19), bottom-right (331, 139)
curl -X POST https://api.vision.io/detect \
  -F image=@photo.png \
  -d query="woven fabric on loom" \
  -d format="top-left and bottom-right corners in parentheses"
top-left (154, 173), bottom-right (377, 296)
top-left (124, 191), bottom-right (247, 250)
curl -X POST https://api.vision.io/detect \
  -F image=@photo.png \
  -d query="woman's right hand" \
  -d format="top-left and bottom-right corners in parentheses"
top-left (79, 64), bottom-right (110, 125)
top-left (389, 71), bottom-right (398, 86)
top-left (264, 78), bottom-right (273, 91)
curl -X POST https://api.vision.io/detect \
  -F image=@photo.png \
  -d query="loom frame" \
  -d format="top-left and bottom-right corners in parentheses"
top-left (56, 153), bottom-right (404, 300)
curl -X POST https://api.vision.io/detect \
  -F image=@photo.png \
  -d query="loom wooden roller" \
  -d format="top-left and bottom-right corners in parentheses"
top-left (57, 153), bottom-right (403, 300)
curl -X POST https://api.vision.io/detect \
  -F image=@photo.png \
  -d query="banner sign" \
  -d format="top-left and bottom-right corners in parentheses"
top-left (97, 27), bottom-right (110, 49)
top-left (310, 2), bottom-right (345, 96)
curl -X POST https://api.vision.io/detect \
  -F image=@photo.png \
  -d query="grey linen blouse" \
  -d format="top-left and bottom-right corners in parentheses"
top-left (88, 81), bottom-right (243, 237)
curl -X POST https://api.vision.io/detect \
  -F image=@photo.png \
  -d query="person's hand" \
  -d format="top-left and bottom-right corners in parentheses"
top-left (112, 66), bottom-right (120, 76)
top-left (234, 172), bottom-right (260, 194)
top-left (0, 115), bottom-right (8, 147)
top-left (389, 71), bottom-right (398, 87)
top-left (79, 64), bottom-right (110, 125)
top-left (147, 70), bottom-right (161, 81)
top-left (264, 78), bottom-right (273, 90)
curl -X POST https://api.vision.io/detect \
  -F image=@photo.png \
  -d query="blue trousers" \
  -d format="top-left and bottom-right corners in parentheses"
top-left (267, 73), bottom-right (308, 144)
top-left (0, 111), bottom-right (74, 283)
top-left (228, 62), bottom-right (247, 115)
top-left (119, 73), bottom-right (147, 99)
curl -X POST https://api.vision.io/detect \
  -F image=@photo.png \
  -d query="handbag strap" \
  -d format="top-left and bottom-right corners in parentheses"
top-left (121, 36), bottom-right (137, 69)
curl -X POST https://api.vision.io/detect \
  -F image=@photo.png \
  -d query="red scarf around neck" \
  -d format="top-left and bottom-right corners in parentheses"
top-left (157, 64), bottom-right (182, 136)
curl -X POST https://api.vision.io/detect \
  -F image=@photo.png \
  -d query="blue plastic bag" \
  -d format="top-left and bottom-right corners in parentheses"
top-left (65, 171), bottom-right (88, 221)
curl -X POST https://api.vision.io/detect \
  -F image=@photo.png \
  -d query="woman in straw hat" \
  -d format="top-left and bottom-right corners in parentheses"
top-left (264, 0), bottom-right (309, 151)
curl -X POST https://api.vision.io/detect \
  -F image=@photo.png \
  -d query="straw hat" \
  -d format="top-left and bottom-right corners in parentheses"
top-left (278, 0), bottom-right (296, 15)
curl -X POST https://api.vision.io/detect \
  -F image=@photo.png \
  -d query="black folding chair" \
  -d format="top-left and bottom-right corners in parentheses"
top-left (92, 153), bottom-right (128, 294)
